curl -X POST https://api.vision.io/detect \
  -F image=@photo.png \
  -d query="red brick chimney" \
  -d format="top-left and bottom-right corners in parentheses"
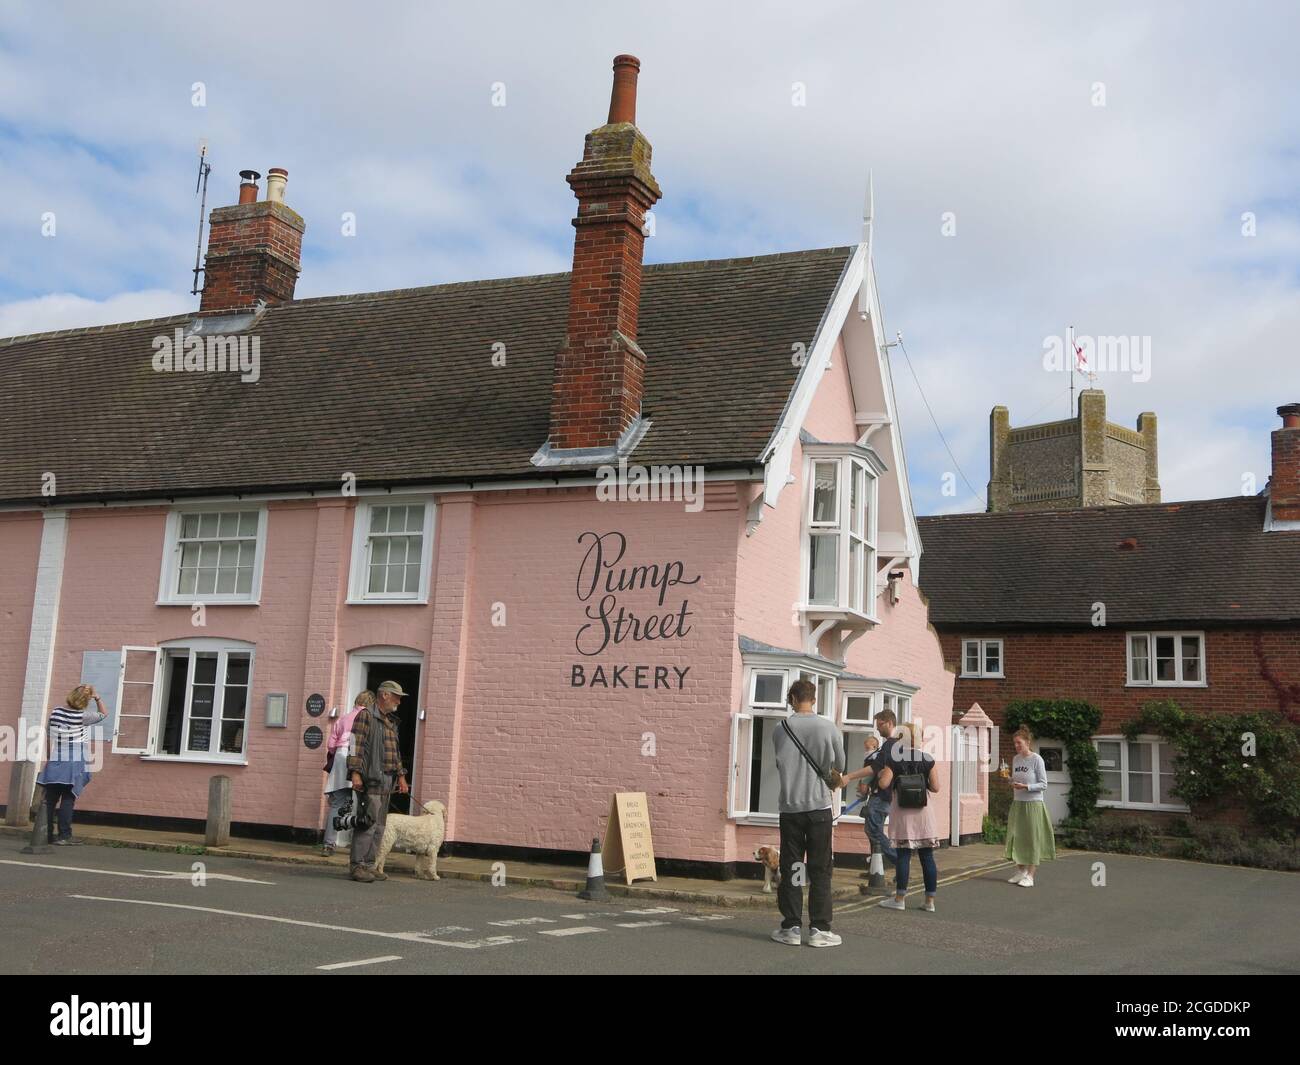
top-left (199, 168), bottom-right (305, 314)
top-left (1270, 403), bottom-right (1300, 522)
top-left (547, 55), bottom-right (662, 451)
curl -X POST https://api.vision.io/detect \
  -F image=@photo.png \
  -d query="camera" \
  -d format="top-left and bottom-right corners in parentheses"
top-left (333, 792), bottom-right (374, 833)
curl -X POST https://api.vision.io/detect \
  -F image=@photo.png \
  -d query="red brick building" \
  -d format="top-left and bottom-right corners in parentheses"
top-left (916, 404), bottom-right (1300, 825)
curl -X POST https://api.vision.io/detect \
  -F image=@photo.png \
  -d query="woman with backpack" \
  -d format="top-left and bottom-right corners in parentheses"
top-left (873, 722), bottom-right (941, 912)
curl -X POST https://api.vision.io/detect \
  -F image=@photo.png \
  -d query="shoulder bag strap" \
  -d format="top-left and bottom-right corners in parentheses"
top-left (781, 718), bottom-right (827, 779)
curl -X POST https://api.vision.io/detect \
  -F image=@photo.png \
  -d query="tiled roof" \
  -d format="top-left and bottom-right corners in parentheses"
top-left (916, 497), bottom-right (1300, 626)
top-left (0, 247), bottom-right (853, 505)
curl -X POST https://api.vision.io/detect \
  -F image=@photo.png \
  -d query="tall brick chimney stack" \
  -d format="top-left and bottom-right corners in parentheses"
top-left (547, 55), bottom-right (662, 451)
top-left (199, 168), bottom-right (305, 314)
top-left (1270, 403), bottom-right (1300, 523)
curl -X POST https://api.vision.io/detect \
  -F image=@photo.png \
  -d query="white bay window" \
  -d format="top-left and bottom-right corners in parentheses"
top-left (802, 447), bottom-right (880, 621)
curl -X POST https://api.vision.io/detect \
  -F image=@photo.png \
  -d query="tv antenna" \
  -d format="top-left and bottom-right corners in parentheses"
top-left (191, 141), bottom-right (212, 295)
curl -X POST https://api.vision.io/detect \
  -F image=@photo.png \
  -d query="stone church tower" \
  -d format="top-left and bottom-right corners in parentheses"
top-left (987, 390), bottom-right (1160, 512)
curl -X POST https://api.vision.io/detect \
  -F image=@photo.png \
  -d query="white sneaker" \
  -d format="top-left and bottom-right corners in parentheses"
top-left (922, 898), bottom-right (936, 912)
top-left (1008, 871), bottom-right (1025, 883)
top-left (807, 928), bottom-right (842, 947)
top-left (770, 926), bottom-right (801, 946)
top-left (1018, 875), bottom-right (1035, 888)
top-left (877, 897), bottom-right (906, 910)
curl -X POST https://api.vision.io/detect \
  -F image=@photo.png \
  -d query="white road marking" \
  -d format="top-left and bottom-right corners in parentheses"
top-left (487, 916), bottom-right (557, 927)
top-left (682, 914), bottom-right (733, 922)
top-left (70, 895), bottom-right (522, 949)
top-left (0, 859), bottom-right (273, 884)
top-left (615, 920), bottom-right (669, 928)
top-left (138, 869), bottom-right (275, 885)
top-left (561, 912), bottom-right (620, 919)
top-left (317, 955), bottom-right (402, 971)
top-left (623, 906), bottom-right (679, 914)
top-left (537, 926), bottom-right (606, 937)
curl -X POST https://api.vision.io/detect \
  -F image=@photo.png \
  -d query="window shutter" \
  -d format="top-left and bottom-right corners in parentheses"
top-left (113, 646), bottom-right (161, 755)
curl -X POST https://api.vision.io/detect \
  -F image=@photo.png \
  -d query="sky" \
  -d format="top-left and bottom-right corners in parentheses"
top-left (1, 0), bottom-right (1297, 515)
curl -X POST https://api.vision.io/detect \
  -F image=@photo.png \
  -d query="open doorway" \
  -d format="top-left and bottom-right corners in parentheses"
top-left (347, 649), bottom-right (422, 816)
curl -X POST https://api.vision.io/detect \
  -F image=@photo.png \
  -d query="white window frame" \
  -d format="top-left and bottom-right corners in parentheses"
top-left (113, 638), bottom-right (256, 764)
top-left (347, 498), bottom-right (436, 604)
top-left (157, 506), bottom-right (268, 605)
top-left (728, 660), bottom-right (837, 825)
top-left (960, 638), bottom-right (1004, 678)
top-left (1094, 734), bottom-right (1188, 811)
top-left (112, 646), bottom-right (162, 755)
top-left (1125, 631), bottom-right (1206, 687)
top-left (800, 448), bottom-right (880, 623)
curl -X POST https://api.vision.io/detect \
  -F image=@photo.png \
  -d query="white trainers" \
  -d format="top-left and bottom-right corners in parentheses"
top-left (807, 928), bottom-right (842, 947)
top-left (922, 898), bottom-right (936, 912)
top-left (1008, 870), bottom-right (1025, 883)
top-left (771, 926), bottom-right (802, 946)
top-left (1018, 875), bottom-right (1035, 888)
top-left (877, 896), bottom-right (906, 911)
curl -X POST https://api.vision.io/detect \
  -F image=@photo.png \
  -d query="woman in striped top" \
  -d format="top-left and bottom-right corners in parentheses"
top-left (37, 685), bottom-right (107, 845)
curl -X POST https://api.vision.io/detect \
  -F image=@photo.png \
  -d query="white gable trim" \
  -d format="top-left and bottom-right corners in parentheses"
top-left (749, 244), bottom-right (865, 533)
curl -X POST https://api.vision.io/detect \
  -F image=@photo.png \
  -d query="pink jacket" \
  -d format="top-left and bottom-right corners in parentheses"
top-left (327, 705), bottom-right (364, 752)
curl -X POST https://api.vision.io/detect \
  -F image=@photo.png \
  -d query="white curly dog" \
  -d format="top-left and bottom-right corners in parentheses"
top-left (375, 799), bottom-right (446, 880)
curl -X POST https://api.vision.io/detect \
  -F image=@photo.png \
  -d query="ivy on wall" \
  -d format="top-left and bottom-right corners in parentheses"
top-left (1003, 699), bottom-right (1104, 822)
top-left (1124, 701), bottom-right (1300, 837)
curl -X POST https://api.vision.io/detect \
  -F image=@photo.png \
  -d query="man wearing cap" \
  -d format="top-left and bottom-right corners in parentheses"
top-left (346, 679), bottom-right (410, 883)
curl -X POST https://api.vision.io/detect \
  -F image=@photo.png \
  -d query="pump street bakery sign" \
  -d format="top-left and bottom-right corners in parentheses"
top-left (571, 530), bottom-right (697, 691)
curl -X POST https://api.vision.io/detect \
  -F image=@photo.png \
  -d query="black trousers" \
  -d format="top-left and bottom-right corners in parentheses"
top-left (44, 784), bottom-right (76, 841)
top-left (778, 808), bottom-right (834, 930)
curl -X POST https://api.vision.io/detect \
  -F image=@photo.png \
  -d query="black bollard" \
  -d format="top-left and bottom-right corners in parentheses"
top-left (21, 786), bottom-right (52, 854)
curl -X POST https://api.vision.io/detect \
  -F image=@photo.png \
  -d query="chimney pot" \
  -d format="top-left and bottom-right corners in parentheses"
top-left (607, 54), bottom-right (641, 125)
top-left (1279, 403), bottom-right (1300, 429)
top-left (237, 169), bottom-right (261, 205)
top-left (266, 168), bottom-right (288, 204)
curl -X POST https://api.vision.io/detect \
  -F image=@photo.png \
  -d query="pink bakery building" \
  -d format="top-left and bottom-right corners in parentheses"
top-left (0, 56), bottom-right (989, 875)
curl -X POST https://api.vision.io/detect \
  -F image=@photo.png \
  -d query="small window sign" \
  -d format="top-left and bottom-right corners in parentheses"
top-left (266, 692), bottom-right (288, 728)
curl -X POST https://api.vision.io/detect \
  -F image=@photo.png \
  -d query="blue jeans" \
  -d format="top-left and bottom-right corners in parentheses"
top-left (895, 847), bottom-right (937, 896)
top-left (865, 794), bottom-right (896, 865)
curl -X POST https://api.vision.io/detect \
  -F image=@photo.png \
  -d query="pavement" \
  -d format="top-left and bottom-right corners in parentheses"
top-left (0, 820), bottom-right (1010, 907)
top-left (2, 829), bottom-right (1296, 974)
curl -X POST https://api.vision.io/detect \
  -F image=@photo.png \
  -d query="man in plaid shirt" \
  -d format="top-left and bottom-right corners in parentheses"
top-left (347, 679), bottom-right (410, 882)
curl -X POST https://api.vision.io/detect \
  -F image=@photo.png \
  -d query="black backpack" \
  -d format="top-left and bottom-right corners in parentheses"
top-left (895, 750), bottom-right (930, 809)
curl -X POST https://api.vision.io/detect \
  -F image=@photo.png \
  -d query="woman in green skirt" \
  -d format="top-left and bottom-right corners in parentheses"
top-left (1005, 726), bottom-right (1056, 886)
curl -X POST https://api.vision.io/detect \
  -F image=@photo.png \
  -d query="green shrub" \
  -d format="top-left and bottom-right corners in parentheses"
top-left (1124, 703), bottom-right (1300, 837)
top-left (1061, 815), bottom-right (1161, 855)
top-left (982, 815), bottom-right (1007, 844)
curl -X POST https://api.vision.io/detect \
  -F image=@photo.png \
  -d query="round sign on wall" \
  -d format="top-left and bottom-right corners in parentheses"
top-left (306, 694), bottom-right (326, 717)
top-left (303, 726), bottom-right (323, 750)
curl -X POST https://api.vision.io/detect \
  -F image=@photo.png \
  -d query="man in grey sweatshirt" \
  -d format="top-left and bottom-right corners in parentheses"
top-left (769, 679), bottom-right (845, 947)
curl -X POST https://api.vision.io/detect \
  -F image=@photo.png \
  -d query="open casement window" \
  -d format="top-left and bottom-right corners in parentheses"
top-left (155, 645), bottom-right (254, 759)
top-left (804, 453), bottom-right (878, 619)
top-left (727, 713), bottom-right (753, 819)
top-left (1127, 632), bottom-right (1205, 686)
top-left (113, 647), bottom-right (161, 754)
top-left (1095, 736), bottom-right (1186, 810)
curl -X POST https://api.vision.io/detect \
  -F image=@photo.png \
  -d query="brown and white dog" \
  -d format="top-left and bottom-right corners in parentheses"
top-left (754, 845), bottom-right (781, 893)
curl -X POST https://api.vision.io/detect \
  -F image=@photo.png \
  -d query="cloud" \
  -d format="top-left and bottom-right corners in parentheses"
top-left (1, 0), bottom-right (1297, 509)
